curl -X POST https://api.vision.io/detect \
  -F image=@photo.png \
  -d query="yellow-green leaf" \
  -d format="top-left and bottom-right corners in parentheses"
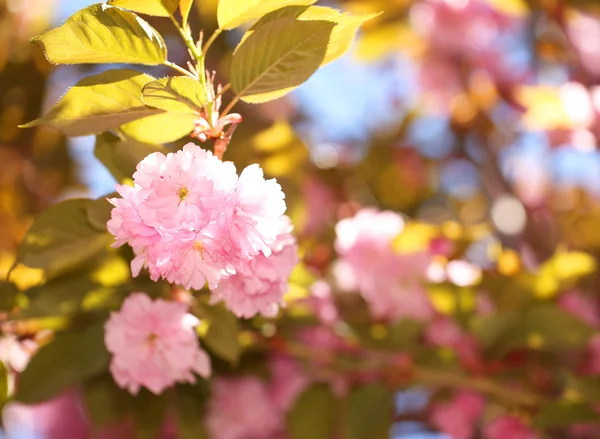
top-left (248, 6), bottom-right (380, 65)
top-left (119, 112), bottom-right (197, 143)
top-left (180, 0), bottom-right (194, 23)
top-left (217, 0), bottom-right (317, 30)
top-left (15, 199), bottom-right (113, 277)
top-left (142, 76), bottom-right (207, 113)
top-left (95, 132), bottom-right (166, 182)
top-left (32, 3), bottom-right (167, 65)
top-left (108, 0), bottom-right (179, 16)
top-left (230, 17), bottom-right (335, 104)
top-left (20, 69), bottom-right (161, 137)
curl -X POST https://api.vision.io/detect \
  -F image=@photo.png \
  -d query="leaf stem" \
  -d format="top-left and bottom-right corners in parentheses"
top-left (221, 95), bottom-right (240, 117)
top-left (202, 28), bottom-right (223, 57)
top-left (163, 60), bottom-right (196, 79)
top-left (167, 13), bottom-right (206, 87)
top-left (216, 83), bottom-right (231, 99)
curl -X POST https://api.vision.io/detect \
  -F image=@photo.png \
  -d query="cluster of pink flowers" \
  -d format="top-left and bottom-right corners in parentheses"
top-left (206, 356), bottom-right (309, 439)
top-left (210, 220), bottom-right (298, 318)
top-left (104, 293), bottom-right (211, 394)
top-left (484, 415), bottom-right (538, 439)
top-left (108, 143), bottom-right (297, 317)
top-left (333, 208), bottom-right (434, 321)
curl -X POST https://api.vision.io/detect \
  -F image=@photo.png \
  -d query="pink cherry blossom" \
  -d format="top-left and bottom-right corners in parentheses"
top-left (107, 142), bottom-right (290, 291)
top-left (210, 226), bottom-right (298, 318)
top-left (334, 208), bottom-right (434, 322)
top-left (268, 355), bottom-right (310, 411)
top-left (206, 377), bottom-right (283, 439)
top-left (431, 391), bottom-right (485, 439)
top-left (104, 293), bottom-right (211, 395)
top-left (484, 416), bottom-right (538, 439)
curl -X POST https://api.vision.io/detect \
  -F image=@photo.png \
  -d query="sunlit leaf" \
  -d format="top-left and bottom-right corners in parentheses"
top-left (119, 112), bottom-right (196, 143)
top-left (534, 251), bottom-right (596, 299)
top-left (482, 0), bottom-right (529, 16)
top-left (16, 324), bottom-right (110, 403)
top-left (94, 132), bottom-right (165, 183)
top-left (248, 6), bottom-right (380, 65)
top-left (217, 0), bottom-right (317, 30)
top-left (21, 69), bottom-right (161, 137)
top-left (16, 199), bottom-right (113, 277)
top-left (230, 18), bottom-right (334, 103)
top-left (142, 76), bottom-right (207, 113)
top-left (31, 4), bottom-right (167, 65)
top-left (0, 362), bottom-right (7, 409)
top-left (180, 0), bottom-right (194, 24)
top-left (288, 385), bottom-right (337, 439)
top-left (108, 0), bottom-right (179, 17)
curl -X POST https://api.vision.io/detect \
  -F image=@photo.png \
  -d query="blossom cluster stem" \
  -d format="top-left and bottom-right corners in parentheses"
top-left (168, 13), bottom-right (206, 88)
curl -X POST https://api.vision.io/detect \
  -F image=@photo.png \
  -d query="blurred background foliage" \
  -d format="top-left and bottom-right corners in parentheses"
top-left (5, 0), bottom-right (600, 438)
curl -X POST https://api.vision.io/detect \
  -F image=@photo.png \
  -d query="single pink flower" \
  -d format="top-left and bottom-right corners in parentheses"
top-left (104, 293), bottom-right (211, 395)
top-left (484, 416), bottom-right (538, 439)
top-left (210, 227), bottom-right (298, 318)
top-left (206, 377), bottom-right (283, 439)
top-left (431, 391), bottom-right (485, 439)
top-left (425, 317), bottom-right (464, 348)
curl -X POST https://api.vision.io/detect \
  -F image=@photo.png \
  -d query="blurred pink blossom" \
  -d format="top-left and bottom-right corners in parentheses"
top-left (334, 208), bottom-right (434, 322)
top-left (430, 391), bottom-right (485, 439)
top-left (484, 415), bottom-right (538, 439)
top-left (558, 290), bottom-right (600, 328)
top-left (206, 377), bottom-right (284, 439)
top-left (104, 293), bottom-right (211, 395)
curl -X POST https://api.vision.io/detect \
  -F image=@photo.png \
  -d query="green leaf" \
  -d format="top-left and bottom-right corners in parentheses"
top-left (108, 0), bottom-right (179, 16)
top-left (534, 402), bottom-right (600, 428)
top-left (175, 383), bottom-right (210, 439)
top-left (0, 362), bottom-right (8, 409)
top-left (16, 324), bottom-right (110, 403)
top-left (248, 6), bottom-right (380, 66)
top-left (133, 390), bottom-right (168, 439)
top-left (31, 4), bottom-right (167, 65)
top-left (217, 0), bottom-right (317, 30)
top-left (288, 384), bottom-right (337, 439)
top-left (21, 69), bottom-right (161, 137)
top-left (94, 133), bottom-right (166, 183)
top-left (197, 303), bottom-right (240, 364)
top-left (473, 306), bottom-right (595, 354)
top-left (0, 281), bottom-right (18, 311)
top-left (83, 374), bottom-right (134, 430)
top-left (568, 375), bottom-right (600, 402)
top-left (119, 112), bottom-right (196, 143)
top-left (353, 319), bottom-right (423, 352)
top-left (86, 196), bottom-right (116, 232)
top-left (230, 17), bottom-right (335, 103)
top-left (16, 199), bottom-right (113, 276)
top-left (344, 384), bottom-right (393, 439)
top-left (142, 76), bottom-right (207, 113)
top-left (18, 274), bottom-right (98, 319)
